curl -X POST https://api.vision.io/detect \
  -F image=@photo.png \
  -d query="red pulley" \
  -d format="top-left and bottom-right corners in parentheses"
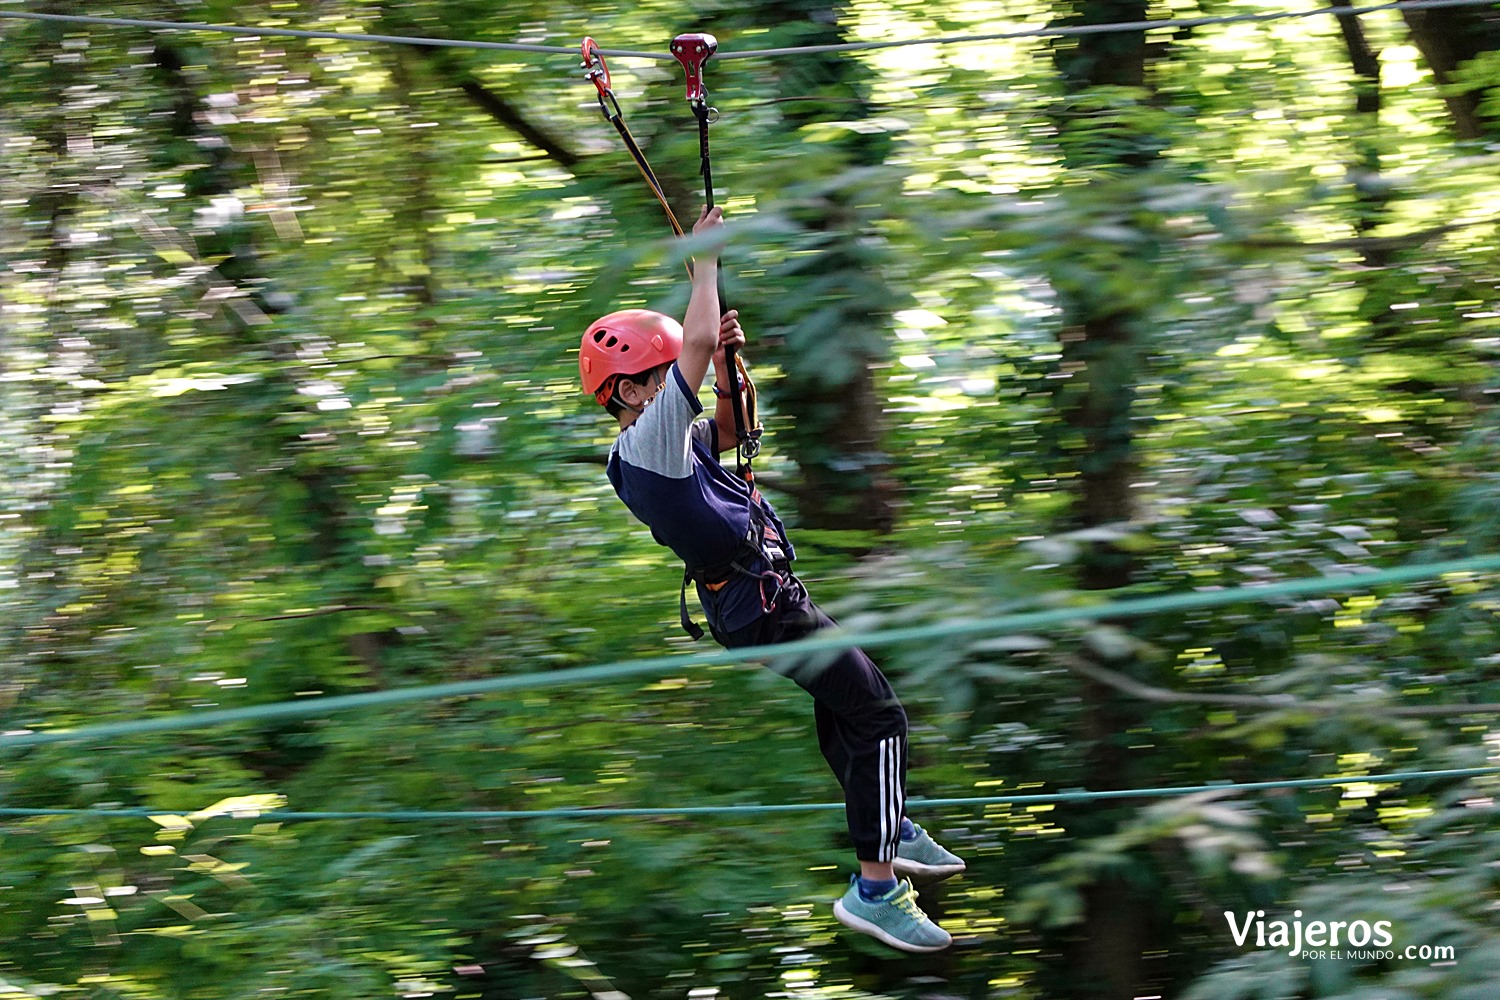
top-left (670, 32), bottom-right (718, 104)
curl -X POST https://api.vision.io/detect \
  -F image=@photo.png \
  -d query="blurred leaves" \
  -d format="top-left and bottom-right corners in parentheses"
top-left (2, 1), bottom-right (1500, 999)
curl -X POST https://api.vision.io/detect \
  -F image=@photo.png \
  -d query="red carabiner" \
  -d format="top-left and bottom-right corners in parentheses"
top-left (581, 36), bottom-right (612, 99)
top-left (670, 32), bottom-right (717, 104)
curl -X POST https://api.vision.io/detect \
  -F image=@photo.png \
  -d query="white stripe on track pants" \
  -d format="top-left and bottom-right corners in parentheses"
top-left (714, 580), bottom-right (909, 863)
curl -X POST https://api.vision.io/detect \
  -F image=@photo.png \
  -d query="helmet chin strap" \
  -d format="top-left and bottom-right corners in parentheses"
top-left (615, 367), bottom-right (667, 415)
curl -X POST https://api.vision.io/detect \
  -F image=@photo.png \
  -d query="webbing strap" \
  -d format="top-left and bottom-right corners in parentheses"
top-left (583, 38), bottom-right (686, 241)
top-left (609, 102), bottom-right (685, 238)
top-left (678, 498), bottom-right (793, 639)
top-left (680, 572), bottom-right (706, 640)
top-left (733, 354), bottom-right (762, 459)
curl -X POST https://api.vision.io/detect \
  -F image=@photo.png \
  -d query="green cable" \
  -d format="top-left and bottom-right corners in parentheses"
top-left (1, 767), bottom-right (1495, 823)
top-left (4, 553), bottom-right (1498, 750)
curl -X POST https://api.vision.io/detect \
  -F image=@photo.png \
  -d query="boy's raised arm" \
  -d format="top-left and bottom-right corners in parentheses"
top-left (676, 206), bottom-right (723, 393)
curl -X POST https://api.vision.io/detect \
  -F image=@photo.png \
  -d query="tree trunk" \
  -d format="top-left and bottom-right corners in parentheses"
top-left (1047, 2), bottom-right (1159, 996)
top-left (11, 2), bottom-right (85, 695)
top-left (1333, 0), bottom-right (1386, 253)
top-left (729, 1), bottom-right (901, 535)
top-left (1332, 0), bottom-right (1405, 350)
top-left (1401, 5), bottom-right (1500, 141)
top-left (154, 42), bottom-right (381, 689)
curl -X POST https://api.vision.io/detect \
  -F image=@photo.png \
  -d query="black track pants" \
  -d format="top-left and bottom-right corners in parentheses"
top-left (714, 580), bottom-right (909, 863)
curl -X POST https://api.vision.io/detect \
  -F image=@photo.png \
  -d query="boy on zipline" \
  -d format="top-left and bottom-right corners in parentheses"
top-left (578, 205), bottom-right (964, 954)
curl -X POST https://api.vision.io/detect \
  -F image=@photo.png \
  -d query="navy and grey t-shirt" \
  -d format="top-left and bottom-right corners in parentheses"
top-left (606, 364), bottom-right (793, 634)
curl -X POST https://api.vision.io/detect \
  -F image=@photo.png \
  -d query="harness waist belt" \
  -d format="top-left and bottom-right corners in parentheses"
top-left (678, 520), bottom-right (793, 640)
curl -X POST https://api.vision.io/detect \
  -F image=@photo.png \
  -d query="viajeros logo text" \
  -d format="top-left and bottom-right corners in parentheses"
top-left (1224, 910), bottom-right (1456, 961)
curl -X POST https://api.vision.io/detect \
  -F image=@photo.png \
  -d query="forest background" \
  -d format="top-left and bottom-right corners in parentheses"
top-left (3, 1), bottom-right (1500, 998)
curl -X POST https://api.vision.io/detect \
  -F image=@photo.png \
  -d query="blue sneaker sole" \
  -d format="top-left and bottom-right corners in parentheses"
top-left (892, 857), bottom-right (966, 880)
top-left (833, 899), bottom-right (952, 953)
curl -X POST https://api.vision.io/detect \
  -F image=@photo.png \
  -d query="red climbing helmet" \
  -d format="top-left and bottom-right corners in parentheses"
top-left (579, 309), bottom-right (683, 406)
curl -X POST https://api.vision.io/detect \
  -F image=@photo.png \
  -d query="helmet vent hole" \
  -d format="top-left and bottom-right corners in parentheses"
top-left (620, 343), bottom-right (630, 352)
top-left (605, 335), bottom-right (618, 347)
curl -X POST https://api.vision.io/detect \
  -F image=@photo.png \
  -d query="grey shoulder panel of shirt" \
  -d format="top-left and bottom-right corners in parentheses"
top-left (613, 363), bottom-right (711, 480)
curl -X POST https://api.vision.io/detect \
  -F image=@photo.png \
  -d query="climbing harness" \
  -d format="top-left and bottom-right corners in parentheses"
top-left (678, 492), bottom-right (794, 640)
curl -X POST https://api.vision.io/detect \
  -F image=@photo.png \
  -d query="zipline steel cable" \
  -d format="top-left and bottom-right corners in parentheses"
top-left (3, 553), bottom-right (1498, 750)
top-left (0, 0), bottom-right (1496, 62)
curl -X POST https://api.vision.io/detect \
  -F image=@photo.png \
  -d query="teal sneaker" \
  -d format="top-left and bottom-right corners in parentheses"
top-left (893, 823), bottom-right (966, 881)
top-left (833, 876), bottom-right (952, 953)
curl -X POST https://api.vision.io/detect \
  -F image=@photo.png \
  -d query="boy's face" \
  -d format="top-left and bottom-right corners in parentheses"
top-left (618, 363), bottom-right (671, 410)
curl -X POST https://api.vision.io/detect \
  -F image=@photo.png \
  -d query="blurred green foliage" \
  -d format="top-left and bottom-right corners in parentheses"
top-left (2, 1), bottom-right (1499, 998)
